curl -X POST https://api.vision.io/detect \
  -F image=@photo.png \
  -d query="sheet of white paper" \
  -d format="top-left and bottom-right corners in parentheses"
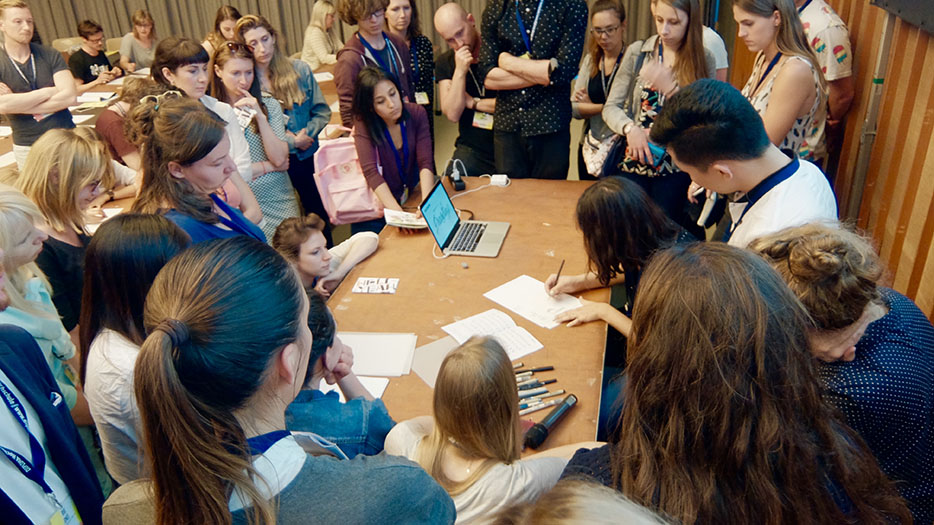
top-left (411, 336), bottom-right (459, 389)
top-left (337, 331), bottom-right (416, 377)
top-left (101, 207), bottom-right (123, 218)
top-left (131, 67), bottom-right (150, 76)
top-left (483, 275), bottom-right (582, 329)
top-left (77, 92), bottom-right (113, 103)
top-left (72, 114), bottom-right (94, 124)
top-left (0, 151), bottom-right (16, 167)
top-left (107, 76), bottom-right (125, 85)
top-left (318, 376), bottom-right (390, 402)
top-left (329, 100), bottom-right (340, 113)
top-left (0, 126), bottom-right (11, 137)
top-left (313, 71), bottom-right (334, 82)
top-left (442, 309), bottom-right (516, 344)
top-left (492, 326), bottom-right (543, 360)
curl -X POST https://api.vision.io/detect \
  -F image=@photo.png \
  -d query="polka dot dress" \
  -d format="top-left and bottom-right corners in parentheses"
top-left (244, 96), bottom-right (301, 240)
top-left (818, 288), bottom-right (934, 522)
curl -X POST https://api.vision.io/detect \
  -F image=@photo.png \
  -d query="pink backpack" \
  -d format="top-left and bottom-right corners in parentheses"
top-left (313, 129), bottom-right (384, 225)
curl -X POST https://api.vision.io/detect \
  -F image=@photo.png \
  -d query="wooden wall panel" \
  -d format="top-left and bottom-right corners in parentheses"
top-left (729, 1), bottom-right (934, 319)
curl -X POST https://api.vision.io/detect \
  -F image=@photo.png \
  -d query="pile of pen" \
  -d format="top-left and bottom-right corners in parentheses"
top-left (512, 362), bottom-right (566, 416)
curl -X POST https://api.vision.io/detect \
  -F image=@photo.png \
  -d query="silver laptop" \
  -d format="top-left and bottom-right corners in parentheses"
top-left (420, 180), bottom-right (510, 257)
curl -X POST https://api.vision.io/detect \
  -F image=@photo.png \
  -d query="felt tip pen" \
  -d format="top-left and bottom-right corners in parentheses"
top-left (514, 371), bottom-right (533, 380)
top-left (519, 400), bottom-right (542, 410)
top-left (518, 379), bottom-right (556, 390)
top-left (514, 366), bottom-right (554, 374)
top-left (517, 377), bottom-right (538, 387)
top-left (518, 386), bottom-right (548, 399)
top-left (512, 362), bottom-right (524, 369)
top-left (526, 389), bottom-right (566, 402)
top-left (519, 399), bottom-right (560, 416)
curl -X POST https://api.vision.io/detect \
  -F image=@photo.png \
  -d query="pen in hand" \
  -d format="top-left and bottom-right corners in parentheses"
top-left (548, 259), bottom-right (565, 296)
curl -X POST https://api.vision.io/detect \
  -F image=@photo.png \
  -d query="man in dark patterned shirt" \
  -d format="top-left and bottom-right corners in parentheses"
top-left (478, 0), bottom-right (587, 179)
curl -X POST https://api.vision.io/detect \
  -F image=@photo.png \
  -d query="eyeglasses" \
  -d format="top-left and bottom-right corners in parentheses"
top-left (367, 9), bottom-right (385, 20)
top-left (140, 90), bottom-right (183, 108)
top-left (591, 25), bottom-right (620, 37)
top-left (87, 36), bottom-right (105, 44)
top-left (225, 41), bottom-right (254, 54)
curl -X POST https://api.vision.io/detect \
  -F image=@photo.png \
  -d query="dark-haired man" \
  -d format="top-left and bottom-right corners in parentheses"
top-left (651, 79), bottom-right (836, 248)
top-left (0, 0), bottom-right (75, 168)
top-left (68, 19), bottom-right (121, 94)
top-left (434, 3), bottom-right (497, 178)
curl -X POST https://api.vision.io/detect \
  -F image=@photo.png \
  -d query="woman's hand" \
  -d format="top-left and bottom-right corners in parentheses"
top-left (687, 181), bottom-right (712, 204)
top-left (323, 341), bottom-right (354, 385)
top-left (625, 125), bottom-right (652, 165)
top-left (554, 298), bottom-right (611, 327)
top-left (313, 272), bottom-right (343, 297)
top-left (573, 87), bottom-right (592, 104)
top-left (293, 129), bottom-right (314, 151)
top-left (234, 89), bottom-right (264, 119)
top-left (545, 272), bottom-right (583, 296)
top-left (639, 61), bottom-right (677, 97)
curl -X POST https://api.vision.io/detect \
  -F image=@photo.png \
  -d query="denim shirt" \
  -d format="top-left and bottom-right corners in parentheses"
top-left (285, 389), bottom-right (396, 458)
top-left (283, 59), bottom-right (332, 161)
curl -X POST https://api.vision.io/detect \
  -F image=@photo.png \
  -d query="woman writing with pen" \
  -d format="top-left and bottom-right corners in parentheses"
top-left (385, 337), bottom-right (602, 523)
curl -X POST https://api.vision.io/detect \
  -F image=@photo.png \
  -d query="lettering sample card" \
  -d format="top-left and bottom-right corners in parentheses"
top-left (483, 275), bottom-right (582, 329)
top-left (352, 277), bottom-right (400, 294)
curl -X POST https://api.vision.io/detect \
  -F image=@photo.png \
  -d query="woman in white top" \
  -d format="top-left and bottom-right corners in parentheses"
top-left (119, 9), bottom-right (156, 72)
top-left (79, 214), bottom-right (190, 485)
top-left (302, 0), bottom-right (341, 70)
top-left (385, 337), bottom-right (602, 523)
top-left (734, 0), bottom-right (827, 160)
top-left (273, 213), bottom-right (379, 297)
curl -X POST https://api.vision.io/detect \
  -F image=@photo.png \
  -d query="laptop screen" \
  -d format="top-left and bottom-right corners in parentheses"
top-left (421, 181), bottom-right (460, 249)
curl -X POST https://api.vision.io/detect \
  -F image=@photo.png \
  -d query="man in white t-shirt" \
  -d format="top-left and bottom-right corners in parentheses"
top-left (797, 0), bottom-right (853, 168)
top-left (650, 79), bottom-right (837, 248)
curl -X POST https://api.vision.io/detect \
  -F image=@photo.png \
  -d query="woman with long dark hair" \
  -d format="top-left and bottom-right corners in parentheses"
top-left (563, 242), bottom-right (912, 524)
top-left (79, 214), bottom-right (190, 485)
top-left (202, 5), bottom-right (242, 56)
top-left (350, 66), bottom-right (434, 234)
top-left (101, 237), bottom-right (455, 524)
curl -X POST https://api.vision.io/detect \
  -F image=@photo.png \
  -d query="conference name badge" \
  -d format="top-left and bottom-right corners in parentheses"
top-left (415, 92), bottom-right (430, 105)
top-left (473, 111), bottom-right (494, 130)
top-left (518, 52), bottom-right (531, 60)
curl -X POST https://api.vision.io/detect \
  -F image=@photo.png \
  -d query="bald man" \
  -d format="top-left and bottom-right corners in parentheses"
top-left (434, 3), bottom-right (497, 178)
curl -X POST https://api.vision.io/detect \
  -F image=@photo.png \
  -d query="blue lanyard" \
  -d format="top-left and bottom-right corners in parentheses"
top-left (210, 194), bottom-right (266, 242)
top-left (658, 40), bottom-right (664, 64)
top-left (753, 52), bottom-right (783, 94)
top-left (723, 157), bottom-right (799, 241)
top-left (515, 0), bottom-right (546, 55)
top-left (0, 379), bottom-right (55, 498)
top-left (601, 51), bottom-right (624, 97)
top-left (797, 0), bottom-right (813, 13)
top-left (382, 119), bottom-right (410, 183)
top-left (357, 32), bottom-right (398, 78)
top-left (247, 430), bottom-right (291, 455)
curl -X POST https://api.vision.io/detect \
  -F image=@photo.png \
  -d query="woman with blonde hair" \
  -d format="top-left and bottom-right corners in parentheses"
top-left (751, 223), bottom-right (934, 522)
top-left (15, 127), bottom-right (114, 334)
top-left (563, 242), bottom-right (911, 523)
top-left (0, 185), bottom-right (114, 494)
top-left (237, 14), bottom-right (334, 244)
top-left (119, 9), bottom-right (156, 72)
top-left (602, 0), bottom-right (714, 238)
top-left (210, 41), bottom-right (296, 239)
top-left (734, 0), bottom-right (828, 161)
top-left (386, 337), bottom-right (602, 522)
top-left (202, 5), bottom-right (242, 56)
top-left (302, 0), bottom-right (341, 70)
top-left (101, 237), bottom-right (454, 524)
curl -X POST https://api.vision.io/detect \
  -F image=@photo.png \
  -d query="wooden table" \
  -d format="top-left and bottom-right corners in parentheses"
top-left (329, 177), bottom-right (610, 448)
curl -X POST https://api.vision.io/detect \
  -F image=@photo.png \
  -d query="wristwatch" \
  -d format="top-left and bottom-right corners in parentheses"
top-left (622, 121), bottom-right (634, 135)
top-left (472, 97), bottom-right (481, 110)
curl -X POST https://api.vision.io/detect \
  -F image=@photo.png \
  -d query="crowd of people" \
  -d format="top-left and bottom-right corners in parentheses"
top-left (0, 0), bottom-right (930, 523)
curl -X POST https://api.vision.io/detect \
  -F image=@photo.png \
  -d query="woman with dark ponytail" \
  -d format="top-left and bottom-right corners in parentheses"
top-left (101, 237), bottom-right (455, 524)
top-left (126, 95), bottom-right (267, 243)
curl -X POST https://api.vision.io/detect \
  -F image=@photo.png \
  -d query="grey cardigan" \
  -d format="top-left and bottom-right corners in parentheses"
top-left (602, 34), bottom-right (717, 136)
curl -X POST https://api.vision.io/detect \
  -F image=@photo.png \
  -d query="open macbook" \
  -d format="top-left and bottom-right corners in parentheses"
top-left (420, 180), bottom-right (510, 257)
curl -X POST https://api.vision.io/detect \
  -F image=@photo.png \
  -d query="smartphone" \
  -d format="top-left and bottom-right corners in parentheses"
top-left (647, 142), bottom-right (666, 167)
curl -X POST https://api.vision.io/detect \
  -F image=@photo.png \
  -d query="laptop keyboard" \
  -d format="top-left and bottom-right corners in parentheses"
top-left (450, 222), bottom-right (487, 252)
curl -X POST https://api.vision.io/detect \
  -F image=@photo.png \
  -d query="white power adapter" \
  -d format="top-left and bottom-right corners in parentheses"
top-left (490, 174), bottom-right (510, 187)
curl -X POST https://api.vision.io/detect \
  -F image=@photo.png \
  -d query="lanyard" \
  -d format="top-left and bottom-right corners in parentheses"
top-left (382, 120), bottom-right (410, 182)
top-left (723, 157), bottom-right (799, 241)
top-left (7, 51), bottom-right (36, 90)
top-left (0, 379), bottom-right (58, 501)
top-left (658, 40), bottom-right (664, 64)
top-left (468, 66), bottom-right (486, 98)
top-left (515, 0), bottom-right (546, 55)
top-left (247, 430), bottom-right (291, 455)
top-left (797, 0), bottom-right (813, 13)
top-left (357, 32), bottom-right (398, 78)
top-left (753, 52), bottom-right (783, 94)
top-left (601, 51), bottom-right (624, 97)
top-left (210, 194), bottom-right (266, 242)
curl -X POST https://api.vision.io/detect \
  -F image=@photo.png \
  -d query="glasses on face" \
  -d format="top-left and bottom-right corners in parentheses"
top-left (88, 35), bottom-right (105, 44)
top-left (591, 24), bottom-right (620, 37)
top-left (367, 9), bottom-right (385, 20)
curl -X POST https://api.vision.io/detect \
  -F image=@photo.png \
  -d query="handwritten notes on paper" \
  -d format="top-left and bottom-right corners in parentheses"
top-left (483, 275), bottom-right (582, 329)
top-left (442, 309), bottom-right (543, 360)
